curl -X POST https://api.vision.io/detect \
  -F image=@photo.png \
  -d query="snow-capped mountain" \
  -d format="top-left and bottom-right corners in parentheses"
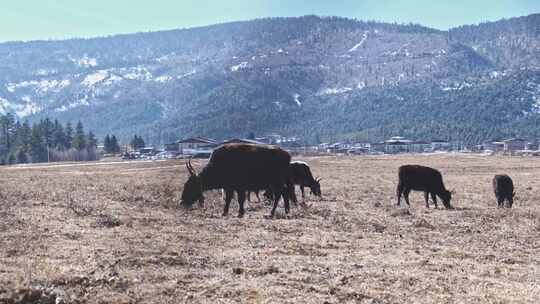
top-left (0, 14), bottom-right (539, 143)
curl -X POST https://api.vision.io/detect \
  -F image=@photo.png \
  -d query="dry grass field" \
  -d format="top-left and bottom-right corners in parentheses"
top-left (1, 154), bottom-right (540, 303)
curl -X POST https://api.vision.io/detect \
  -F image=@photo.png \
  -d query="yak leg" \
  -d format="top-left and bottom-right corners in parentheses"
top-left (424, 192), bottom-right (430, 208)
top-left (287, 183), bottom-right (298, 206)
top-left (283, 184), bottom-right (291, 214)
top-left (198, 197), bottom-right (205, 208)
top-left (396, 184), bottom-right (404, 206)
top-left (255, 191), bottom-right (261, 203)
top-left (403, 188), bottom-right (411, 206)
top-left (431, 193), bottom-right (438, 209)
top-left (507, 196), bottom-right (513, 208)
top-left (269, 184), bottom-right (291, 217)
top-left (497, 196), bottom-right (504, 208)
top-left (237, 190), bottom-right (246, 218)
top-left (263, 190), bottom-right (273, 202)
top-left (223, 189), bottom-right (234, 216)
top-left (270, 185), bottom-right (280, 217)
top-left (300, 185), bottom-right (306, 201)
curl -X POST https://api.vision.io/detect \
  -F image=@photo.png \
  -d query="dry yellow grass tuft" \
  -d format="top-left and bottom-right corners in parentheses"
top-left (0, 155), bottom-right (539, 303)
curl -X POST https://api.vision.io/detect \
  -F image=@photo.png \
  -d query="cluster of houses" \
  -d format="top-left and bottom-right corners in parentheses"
top-left (319, 137), bottom-right (455, 154)
top-left (319, 137), bottom-right (540, 155)
top-left (130, 135), bottom-right (540, 159)
top-left (475, 138), bottom-right (539, 155)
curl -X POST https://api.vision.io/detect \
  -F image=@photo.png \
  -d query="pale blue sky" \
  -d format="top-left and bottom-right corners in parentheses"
top-left (1, 0), bottom-right (538, 42)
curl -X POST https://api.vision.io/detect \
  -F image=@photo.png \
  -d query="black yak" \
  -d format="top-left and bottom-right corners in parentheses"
top-left (181, 143), bottom-right (293, 217)
top-left (493, 174), bottom-right (515, 208)
top-left (289, 161), bottom-right (322, 201)
top-left (396, 165), bottom-right (453, 209)
top-left (247, 161), bottom-right (321, 203)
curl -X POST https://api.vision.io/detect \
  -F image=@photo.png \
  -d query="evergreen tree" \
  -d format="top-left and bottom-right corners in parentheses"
top-left (16, 148), bottom-right (28, 164)
top-left (14, 121), bottom-right (31, 153)
top-left (0, 113), bottom-right (15, 157)
top-left (87, 131), bottom-right (98, 149)
top-left (7, 153), bottom-right (16, 165)
top-left (130, 135), bottom-right (145, 150)
top-left (103, 135), bottom-right (111, 153)
top-left (130, 135), bottom-right (138, 150)
top-left (110, 135), bottom-right (121, 153)
top-left (29, 124), bottom-right (47, 162)
top-left (65, 122), bottom-right (73, 149)
top-left (72, 121), bottom-right (86, 150)
top-left (40, 118), bottom-right (54, 149)
top-left (52, 119), bottom-right (66, 150)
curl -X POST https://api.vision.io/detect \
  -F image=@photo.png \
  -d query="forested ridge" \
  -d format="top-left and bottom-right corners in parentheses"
top-left (0, 14), bottom-right (539, 144)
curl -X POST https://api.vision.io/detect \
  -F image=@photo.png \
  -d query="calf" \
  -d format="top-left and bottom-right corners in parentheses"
top-left (493, 174), bottom-right (514, 208)
top-left (396, 165), bottom-right (453, 209)
top-left (248, 161), bottom-right (321, 203)
top-left (290, 161), bottom-right (322, 201)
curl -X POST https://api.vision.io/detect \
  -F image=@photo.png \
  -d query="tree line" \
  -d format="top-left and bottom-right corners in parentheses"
top-left (0, 113), bottom-right (99, 164)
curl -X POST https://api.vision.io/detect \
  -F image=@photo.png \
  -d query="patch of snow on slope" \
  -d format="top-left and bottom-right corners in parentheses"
top-left (530, 93), bottom-right (540, 114)
top-left (155, 75), bottom-right (172, 83)
top-left (16, 102), bottom-right (41, 117)
top-left (71, 55), bottom-right (97, 67)
top-left (103, 74), bottom-right (122, 86)
top-left (177, 69), bottom-right (196, 79)
top-left (122, 66), bottom-right (153, 81)
top-left (155, 53), bottom-right (176, 63)
top-left (317, 87), bottom-right (353, 96)
top-left (60, 95), bottom-right (90, 111)
top-left (7, 79), bottom-right (70, 93)
top-left (489, 71), bottom-right (506, 79)
top-left (38, 79), bottom-right (70, 92)
top-left (293, 94), bottom-right (302, 106)
top-left (0, 96), bottom-right (40, 117)
top-left (55, 105), bottom-right (68, 112)
top-left (231, 62), bottom-right (248, 72)
top-left (82, 71), bottom-right (108, 87)
top-left (0, 97), bottom-right (11, 114)
top-left (33, 69), bottom-right (57, 76)
top-left (441, 81), bottom-right (473, 91)
top-left (348, 32), bottom-right (368, 52)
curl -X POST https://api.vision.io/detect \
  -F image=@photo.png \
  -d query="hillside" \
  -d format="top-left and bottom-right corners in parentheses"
top-left (0, 14), bottom-right (539, 144)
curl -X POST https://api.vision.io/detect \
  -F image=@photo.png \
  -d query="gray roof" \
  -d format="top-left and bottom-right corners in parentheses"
top-left (177, 137), bottom-right (218, 144)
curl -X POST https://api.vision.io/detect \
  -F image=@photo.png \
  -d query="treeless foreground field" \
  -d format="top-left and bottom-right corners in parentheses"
top-left (0, 154), bottom-right (539, 303)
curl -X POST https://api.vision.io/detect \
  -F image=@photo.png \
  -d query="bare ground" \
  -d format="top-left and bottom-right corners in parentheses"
top-left (0, 154), bottom-right (539, 303)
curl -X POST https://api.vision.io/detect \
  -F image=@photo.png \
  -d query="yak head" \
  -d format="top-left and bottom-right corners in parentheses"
top-left (310, 177), bottom-right (322, 197)
top-left (440, 190), bottom-right (454, 209)
top-left (181, 160), bottom-right (204, 207)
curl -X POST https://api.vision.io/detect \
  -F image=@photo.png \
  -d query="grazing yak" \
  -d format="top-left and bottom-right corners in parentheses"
top-left (181, 143), bottom-right (294, 217)
top-left (493, 174), bottom-right (515, 208)
top-left (289, 161), bottom-right (322, 201)
top-left (396, 165), bottom-right (453, 209)
top-left (247, 161), bottom-right (321, 203)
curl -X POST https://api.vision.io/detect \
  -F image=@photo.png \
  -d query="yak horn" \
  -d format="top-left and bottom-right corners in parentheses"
top-left (186, 159), bottom-right (196, 176)
top-left (186, 162), bottom-right (193, 176)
